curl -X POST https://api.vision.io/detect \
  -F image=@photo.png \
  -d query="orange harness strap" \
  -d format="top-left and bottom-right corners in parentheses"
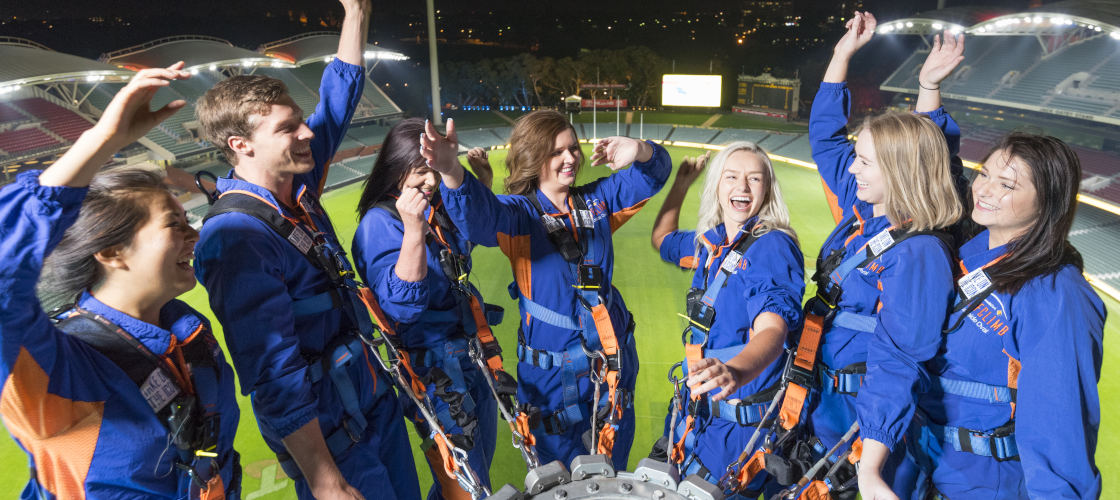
top-left (591, 301), bottom-right (625, 457)
top-left (669, 342), bottom-right (705, 463)
top-left (779, 312), bottom-right (825, 430)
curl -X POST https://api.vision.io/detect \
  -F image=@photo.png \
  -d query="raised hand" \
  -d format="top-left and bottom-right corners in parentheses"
top-left (420, 119), bottom-right (460, 175)
top-left (590, 136), bottom-right (653, 171)
top-left (833, 11), bottom-right (877, 58)
top-left (465, 147), bottom-right (494, 189)
top-left (674, 151), bottom-right (710, 187)
top-left (94, 61), bottom-right (191, 150)
top-left (919, 31), bottom-right (965, 89)
top-left (39, 62), bottom-right (191, 187)
top-left (685, 358), bottom-right (742, 402)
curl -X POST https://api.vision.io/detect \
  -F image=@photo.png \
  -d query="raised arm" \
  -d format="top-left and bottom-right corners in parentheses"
top-left (915, 32), bottom-right (964, 113)
top-left (40, 63), bottom-right (189, 187)
top-left (652, 152), bottom-right (708, 250)
top-left (822, 12), bottom-right (876, 85)
top-left (465, 147), bottom-right (494, 190)
top-left (810, 12), bottom-right (876, 212)
top-left (335, 0), bottom-right (371, 66)
top-left (304, 0), bottom-right (370, 193)
top-left (584, 137), bottom-right (672, 232)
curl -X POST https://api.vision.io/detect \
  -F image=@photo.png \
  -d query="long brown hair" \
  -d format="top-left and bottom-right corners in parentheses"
top-left (356, 118), bottom-right (426, 218)
top-left (38, 168), bottom-right (172, 311)
top-left (862, 111), bottom-right (963, 231)
top-left (504, 110), bottom-right (582, 196)
top-left (978, 133), bottom-right (1083, 294)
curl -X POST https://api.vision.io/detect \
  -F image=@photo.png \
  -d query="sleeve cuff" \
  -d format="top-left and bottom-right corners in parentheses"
top-left (272, 405), bottom-right (320, 439)
top-left (916, 106), bottom-right (948, 119)
top-left (17, 170), bottom-right (89, 208)
top-left (389, 269), bottom-right (428, 295)
top-left (760, 302), bottom-right (802, 333)
top-left (818, 81), bottom-right (848, 91)
top-left (326, 57), bottom-right (365, 78)
top-left (859, 428), bottom-right (899, 451)
top-left (442, 169), bottom-right (478, 196)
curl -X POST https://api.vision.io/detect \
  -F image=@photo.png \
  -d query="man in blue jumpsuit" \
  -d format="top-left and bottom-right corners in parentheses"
top-left (193, 1), bottom-right (420, 498)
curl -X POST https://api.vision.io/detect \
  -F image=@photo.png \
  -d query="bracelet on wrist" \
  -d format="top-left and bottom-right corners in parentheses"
top-left (918, 81), bottom-right (940, 91)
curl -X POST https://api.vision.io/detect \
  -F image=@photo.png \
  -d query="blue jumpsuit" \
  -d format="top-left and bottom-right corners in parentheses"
top-left (808, 82), bottom-right (957, 488)
top-left (441, 142), bottom-right (671, 469)
top-left (352, 197), bottom-right (497, 499)
top-left (909, 230), bottom-right (1105, 499)
top-left (194, 59), bottom-right (419, 500)
top-left (659, 221), bottom-right (804, 494)
top-left (0, 171), bottom-right (240, 499)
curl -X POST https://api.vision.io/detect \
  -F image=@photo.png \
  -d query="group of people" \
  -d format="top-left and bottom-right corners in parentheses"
top-left (0, 6), bottom-right (1104, 500)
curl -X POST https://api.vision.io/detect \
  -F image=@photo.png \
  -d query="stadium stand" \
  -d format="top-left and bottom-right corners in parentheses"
top-left (0, 128), bottom-right (60, 154)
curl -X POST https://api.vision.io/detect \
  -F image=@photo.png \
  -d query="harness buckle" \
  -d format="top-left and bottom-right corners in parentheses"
top-left (576, 264), bottom-right (604, 289)
top-left (780, 349), bottom-right (816, 390)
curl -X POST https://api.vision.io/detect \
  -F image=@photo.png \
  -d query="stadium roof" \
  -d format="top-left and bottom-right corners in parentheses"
top-left (258, 32), bottom-right (408, 66)
top-left (878, 1), bottom-right (1120, 37)
top-left (0, 37), bottom-right (134, 94)
top-left (875, 7), bottom-right (1013, 35)
top-left (101, 36), bottom-right (294, 72)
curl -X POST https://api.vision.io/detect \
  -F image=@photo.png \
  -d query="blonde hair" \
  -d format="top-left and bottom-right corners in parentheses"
top-left (862, 112), bottom-right (963, 231)
top-left (504, 110), bottom-right (582, 196)
top-left (695, 141), bottom-right (796, 246)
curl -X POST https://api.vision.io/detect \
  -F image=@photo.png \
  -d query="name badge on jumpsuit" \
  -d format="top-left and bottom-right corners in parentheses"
top-left (867, 228), bottom-right (895, 256)
top-left (958, 267), bottom-right (993, 300)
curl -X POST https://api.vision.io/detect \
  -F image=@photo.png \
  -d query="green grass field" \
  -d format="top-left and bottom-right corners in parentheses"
top-left (1, 145), bottom-right (1115, 498)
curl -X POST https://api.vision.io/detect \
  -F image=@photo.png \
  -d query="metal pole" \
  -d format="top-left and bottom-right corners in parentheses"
top-left (615, 94), bottom-right (620, 136)
top-left (425, 0), bottom-right (443, 125)
top-left (640, 113), bottom-right (644, 139)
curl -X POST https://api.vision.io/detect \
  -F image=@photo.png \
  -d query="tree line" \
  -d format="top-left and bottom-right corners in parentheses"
top-left (439, 46), bottom-right (670, 109)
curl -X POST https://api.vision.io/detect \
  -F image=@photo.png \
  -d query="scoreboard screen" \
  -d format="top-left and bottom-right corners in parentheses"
top-left (662, 74), bottom-right (722, 107)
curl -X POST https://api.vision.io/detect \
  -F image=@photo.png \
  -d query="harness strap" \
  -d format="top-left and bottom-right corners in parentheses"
top-left (525, 188), bottom-right (630, 458)
top-left (930, 376), bottom-right (1016, 404)
top-left (820, 362), bottom-right (867, 396)
top-left (205, 190), bottom-right (484, 490)
top-left (55, 309), bottom-right (226, 495)
top-left (671, 229), bottom-right (760, 465)
top-left (933, 422), bottom-right (1018, 461)
top-left (830, 311), bottom-right (877, 333)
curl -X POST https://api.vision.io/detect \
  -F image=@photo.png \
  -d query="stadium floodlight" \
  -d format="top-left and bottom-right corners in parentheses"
top-left (932, 23), bottom-right (943, 30)
top-left (950, 26), bottom-right (963, 35)
top-left (190, 68), bottom-right (199, 75)
top-left (905, 22), bottom-right (914, 28)
top-left (209, 64), bottom-right (217, 71)
top-left (1112, 32), bottom-right (1120, 40)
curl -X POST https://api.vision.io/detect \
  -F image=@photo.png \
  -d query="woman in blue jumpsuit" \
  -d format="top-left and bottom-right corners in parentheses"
top-left (0, 65), bottom-right (240, 499)
top-left (650, 142), bottom-right (804, 497)
top-left (352, 118), bottom-right (497, 499)
top-left (893, 107), bottom-right (1106, 499)
top-left (807, 13), bottom-right (964, 498)
top-left (418, 111), bottom-right (671, 469)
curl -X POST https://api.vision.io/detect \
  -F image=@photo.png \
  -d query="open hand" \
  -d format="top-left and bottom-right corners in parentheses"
top-left (420, 118), bottom-right (460, 175)
top-left (92, 61), bottom-right (191, 150)
top-left (834, 11), bottom-right (877, 58)
top-left (686, 358), bottom-right (742, 402)
top-left (919, 31), bottom-right (965, 89)
top-left (466, 147), bottom-right (494, 189)
top-left (674, 151), bottom-right (710, 187)
top-left (590, 136), bottom-right (652, 170)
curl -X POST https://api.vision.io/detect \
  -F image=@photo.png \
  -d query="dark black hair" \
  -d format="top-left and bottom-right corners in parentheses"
top-left (38, 168), bottom-right (172, 311)
top-left (356, 118), bottom-right (427, 218)
top-left (980, 133), bottom-right (1084, 294)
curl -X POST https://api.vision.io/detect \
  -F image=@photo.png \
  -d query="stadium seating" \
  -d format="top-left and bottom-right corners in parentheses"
top-left (11, 98), bottom-right (92, 142)
top-left (0, 127), bottom-right (61, 153)
top-left (257, 68), bottom-right (321, 118)
top-left (0, 102), bottom-right (30, 125)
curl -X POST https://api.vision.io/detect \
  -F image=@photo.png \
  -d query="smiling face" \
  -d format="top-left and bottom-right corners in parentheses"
top-left (113, 193), bottom-right (200, 304)
top-left (399, 164), bottom-right (441, 199)
top-left (972, 148), bottom-right (1039, 247)
top-left (243, 96), bottom-right (316, 175)
top-left (537, 129), bottom-right (582, 192)
top-left (718, 149), bottom-right (769, 233)
top-left (850, 128), bottom-right (886, 210)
